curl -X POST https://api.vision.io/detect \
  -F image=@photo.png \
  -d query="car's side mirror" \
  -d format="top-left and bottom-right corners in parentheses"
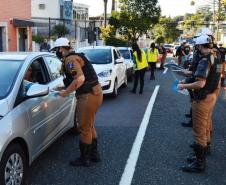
top-left (26, 84), bottom-right (49, 97)
top-left (115, 58), bottom-right (123, 64)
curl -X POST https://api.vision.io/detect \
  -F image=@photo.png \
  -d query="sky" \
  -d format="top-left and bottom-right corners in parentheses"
top-left (75, 0), bottom-right (197, 17)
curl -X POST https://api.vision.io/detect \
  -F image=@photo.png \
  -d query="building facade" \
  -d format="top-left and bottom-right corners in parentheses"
top-left (0, 0), bottom-right (33, 51)
top-left (32, 0), bottom-right (74, 38)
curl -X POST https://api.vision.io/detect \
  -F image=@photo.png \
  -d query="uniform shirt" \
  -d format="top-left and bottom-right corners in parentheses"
top-left (194, 57), bottom-right (210, 81)
top-left (64, 55), bottom-right (84, 79)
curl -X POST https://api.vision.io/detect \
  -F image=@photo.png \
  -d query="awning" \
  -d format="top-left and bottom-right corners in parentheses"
top-left (13, 18), bottom-right (35, 27)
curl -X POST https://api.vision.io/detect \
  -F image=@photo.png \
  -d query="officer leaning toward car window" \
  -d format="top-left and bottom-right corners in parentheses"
top-left (52, 37), bottom-right (103, 167)
top-left (177, 34), bottom-right (222, 173)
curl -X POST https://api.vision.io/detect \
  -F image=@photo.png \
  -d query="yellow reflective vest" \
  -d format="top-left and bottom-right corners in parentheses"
top-left (133, 49), bottom-right (148, 70)
top-left (147, 48), bottom-right (158, 62)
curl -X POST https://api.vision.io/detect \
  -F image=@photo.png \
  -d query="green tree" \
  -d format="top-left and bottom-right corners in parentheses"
top-left (110, 0), bottom-right (160, 42)
top-left (183, 6), bottom-right (212, 35)
top-left (51, 24), bottom-right (70, 38)
top-left (151, 16), bottom-right (181, 44)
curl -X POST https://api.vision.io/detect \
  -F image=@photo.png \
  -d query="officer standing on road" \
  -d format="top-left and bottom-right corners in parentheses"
top-left (130, 42), bottom-right (148, 94)
top-left (178, 35), bottom-right (222, 173)
top-left (181, 35), bottom-right (202, 128)
top-left (53, 37), bottom-right (103, 167)
top-left (147, 42), bottom-right (158, 80)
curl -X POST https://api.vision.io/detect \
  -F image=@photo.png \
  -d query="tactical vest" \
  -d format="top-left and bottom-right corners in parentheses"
top-left (147, 48), bottom-right (158, 62)
top-left (193, 54), bottom-right (222, 100)
top-left (133, 50), bottom-right (148, 70)
top-left (64, 52), bottom-right (99, 95)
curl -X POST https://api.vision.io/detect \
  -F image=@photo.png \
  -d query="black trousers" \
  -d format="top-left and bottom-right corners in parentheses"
top-left (133, 68), bottom-right (146, 93)
top-left (149, 62), bottom-right (156, 78)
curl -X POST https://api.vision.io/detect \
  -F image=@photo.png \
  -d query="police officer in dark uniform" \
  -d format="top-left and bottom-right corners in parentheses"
top-left (53, 37), bottom-right (103, 167)
top-left (178, 34), bottom-right (222, 173)
top-left (181, 38), bottom-right (202, 128)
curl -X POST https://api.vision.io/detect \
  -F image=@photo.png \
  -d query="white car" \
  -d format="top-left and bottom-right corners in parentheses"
top-left (118, 47), bottom-right (134, 81)
top-left (77, 46), bottom-right (127, 97)
top-left (0, 52), bottom-right (76, 185)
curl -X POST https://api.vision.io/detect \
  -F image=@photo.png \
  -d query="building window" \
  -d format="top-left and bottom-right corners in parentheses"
top-left (39, 4), bottom-right (45, 10)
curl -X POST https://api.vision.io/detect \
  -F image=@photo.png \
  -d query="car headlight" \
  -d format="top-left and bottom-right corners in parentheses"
top-left (98, 70), bottom-right (112, 77)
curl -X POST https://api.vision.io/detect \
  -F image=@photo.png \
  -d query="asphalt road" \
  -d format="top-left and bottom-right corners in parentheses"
top-left (26, 58), bottom-right (226, 185)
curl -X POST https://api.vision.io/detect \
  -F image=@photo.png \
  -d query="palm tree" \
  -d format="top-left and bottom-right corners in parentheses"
top-left (103, 0), bottom-right (108, 27)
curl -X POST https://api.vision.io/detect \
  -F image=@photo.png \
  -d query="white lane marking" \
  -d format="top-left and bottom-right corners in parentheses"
top-left (163, 68), bottom-right (168, 74)
top-left (119, 85), bottom-right (160, 185)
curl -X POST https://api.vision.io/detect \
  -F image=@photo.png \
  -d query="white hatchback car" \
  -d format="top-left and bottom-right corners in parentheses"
top-left (118, 47), bottom-right (134, 81)
top-left (77, 46), bottom-right (127, 97)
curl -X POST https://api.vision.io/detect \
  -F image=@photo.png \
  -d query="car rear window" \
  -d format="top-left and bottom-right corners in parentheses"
top-left (0, 60), bottom-right (22, 99)
top-left (119, 49), bottom-right (130, 59)
top-left (78, 49), bottom-right (112, 64)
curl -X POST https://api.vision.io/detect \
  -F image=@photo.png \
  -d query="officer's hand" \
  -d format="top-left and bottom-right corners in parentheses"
top-left (179, 79), bottom-right (186, 84)
top-left (177, 84), bottom-right (184, 90)
top-left (183, 70), bottom-right (192, 76)
top-left (59, 90), bottom-right (68, 97)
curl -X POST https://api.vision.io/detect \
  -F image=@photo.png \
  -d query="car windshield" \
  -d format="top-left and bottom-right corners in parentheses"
top-left (0, 60), bottom-right (22, 99)
top-left (78, 49), bottom-right (112, 64)
top-left (119, 49), bottom-right (130, 59)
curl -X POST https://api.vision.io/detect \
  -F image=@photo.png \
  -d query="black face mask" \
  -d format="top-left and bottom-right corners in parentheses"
top-left (56, 48), bottom-right (63, 59)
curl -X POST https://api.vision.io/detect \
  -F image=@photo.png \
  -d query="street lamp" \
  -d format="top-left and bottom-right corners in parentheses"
top-left (103, 0), bottom-right (108, 27)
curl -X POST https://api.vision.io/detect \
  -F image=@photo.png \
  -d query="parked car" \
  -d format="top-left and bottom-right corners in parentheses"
top-left (118, 47), bottom-right (134, 81)
top-left (77, 46), bottom-right (127, 97)
top-left (0, 52), bottom-right (76, 185)
top-left (164, 44), bottom-right (174, 53)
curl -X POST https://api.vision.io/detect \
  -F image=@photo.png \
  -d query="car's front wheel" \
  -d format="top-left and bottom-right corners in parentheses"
top-left (111, 79), bottom-right (118, 98)
top-left (0, 143), bottom-right (28, 185)
top-left (122, 73), bottom-right (128, 87)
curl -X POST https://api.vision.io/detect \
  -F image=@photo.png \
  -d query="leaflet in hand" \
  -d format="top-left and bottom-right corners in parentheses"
top-left (172, 80), bottom-right (189, 96)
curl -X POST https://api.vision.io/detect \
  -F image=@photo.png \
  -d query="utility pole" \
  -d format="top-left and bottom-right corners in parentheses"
top-left (217, 0), bottom-right (222, 40)
top-left (48, 17), bottom-right (51, 40)
top-left (213, 0), bottom-right (216, 34)
top-left (103, 0), bottom-right (108, 27)
top-left (112, 0), bottom-right (115, 13)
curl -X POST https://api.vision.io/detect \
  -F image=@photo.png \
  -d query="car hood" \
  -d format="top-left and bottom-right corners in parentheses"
top-left (92, 63), bottom-right (112, 74)
top-left (0, 99), bottom-right (9, 117)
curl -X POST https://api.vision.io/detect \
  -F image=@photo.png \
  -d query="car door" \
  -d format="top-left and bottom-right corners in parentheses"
top-left (23, 56), bottom-right (75, 158)
top-left (44, 55), bottom-right (75, 134)
top-left (113, 49), bottom-right (125, 86)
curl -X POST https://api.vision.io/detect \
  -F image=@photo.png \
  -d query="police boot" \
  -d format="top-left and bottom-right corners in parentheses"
top-left (69, 142), bottom-right (91, 167)
top-left (190, 142), bottom-right (210, 154)
top-left (182, 144), bottom-right (206, 173)
top-left (90, 138), bottom-right (101, 162)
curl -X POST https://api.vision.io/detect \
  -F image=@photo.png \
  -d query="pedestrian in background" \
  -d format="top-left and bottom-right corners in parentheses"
top-left (158, 44), bottom-right (167, 70)
top-left (147, 42), bottom-right (158, 80)
top-left (130, 42), bottom-right (148, 94)
top-left (53, 37), bottom-right (103, 167)
top-left (218, 42), bottom-right (226, 87)
top-left (176, 40), bottom-right (187, 66)
top-left (40, 38), bottom-right (51, 52)
top-left (178, 35), bottom-right (222, 173)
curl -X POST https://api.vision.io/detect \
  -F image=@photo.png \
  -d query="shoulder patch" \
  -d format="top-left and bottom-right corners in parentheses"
top-left (66, 63), bottom-right (74, 70)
